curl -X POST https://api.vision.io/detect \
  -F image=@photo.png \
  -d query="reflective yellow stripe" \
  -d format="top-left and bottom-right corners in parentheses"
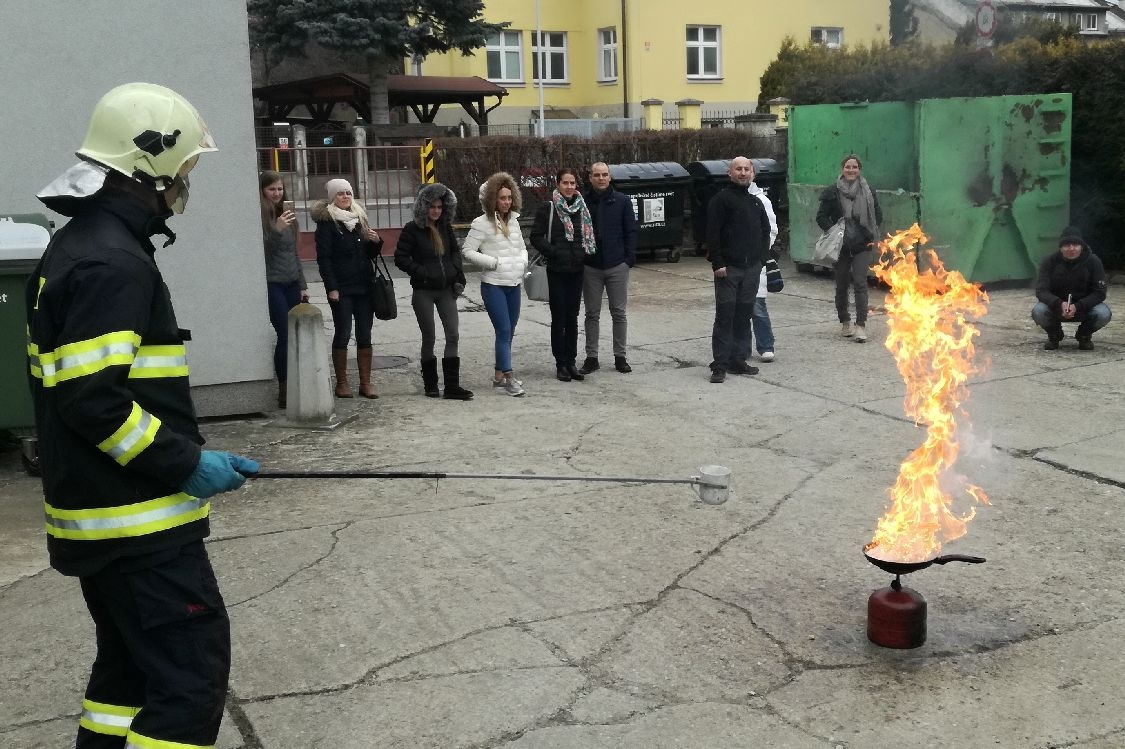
top-left (79, 699), bottom-right (140, 737)
top-left (45, 494), bottom-right (209, 541)
top-left (126, 730), bottom-right (213, 749)
top-left (33, 330), bottom-right (140, 387)
top-left (27, 338), bottom-right (42, 379)
top-left (34, 276), bottom-right (45, 309)
top-left (129, 344), bottom-right (189, 378)
top-left (97, 402), bottom-right (161, 465)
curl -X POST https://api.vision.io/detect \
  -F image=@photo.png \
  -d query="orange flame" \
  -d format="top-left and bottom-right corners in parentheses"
top-left (868, 224), bottom-right (990, 562)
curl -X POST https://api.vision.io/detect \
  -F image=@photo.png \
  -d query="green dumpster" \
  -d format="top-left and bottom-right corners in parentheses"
top-left (787, 93), bottom-right (1072, 282)
top-left (0, 215), bottom-right (49, 436)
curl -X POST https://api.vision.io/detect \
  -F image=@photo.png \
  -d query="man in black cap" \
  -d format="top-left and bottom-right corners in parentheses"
top-left (1032, 225), bottom-right (1112, 350)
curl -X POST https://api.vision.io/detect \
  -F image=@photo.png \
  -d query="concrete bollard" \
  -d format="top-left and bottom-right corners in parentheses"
top-left (285, 303), bottom-right (335, 424)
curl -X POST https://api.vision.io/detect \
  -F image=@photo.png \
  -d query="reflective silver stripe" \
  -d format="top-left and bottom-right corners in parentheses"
top-left (132, 353), bottom-right (187, 370)
top-left (53, 340), bottom-right (137, 374)
top-left (83, 708), bottom-right (134, 729)
top-left (47, 496), bottom-right (205, 533)
top-left (104, 410), bottom-right (154, 461)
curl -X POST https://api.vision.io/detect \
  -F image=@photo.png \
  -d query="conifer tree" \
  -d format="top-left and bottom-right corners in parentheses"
top-left (248, 0), bottom-right (506, 124)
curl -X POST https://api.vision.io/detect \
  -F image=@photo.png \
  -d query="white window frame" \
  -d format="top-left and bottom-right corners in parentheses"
top-left (532, 31), bottom-right (569, 83)
top-left (811, 27), bottom-right (843, 49)
top-left (486, 30), bottom-right (524, 83)
top-left (1081, 12), bottom-right (1099, 31)
top-left (598, 27), bottom-right (618, 82)
top-left (686, 25), bottom-right (721, 79)
top-left (1043, 11), bottom-right (1060, 23)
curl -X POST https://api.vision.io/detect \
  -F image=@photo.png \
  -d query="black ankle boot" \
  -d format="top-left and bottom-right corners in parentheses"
top-left (556, 366), bottom-right (571, 382)
top-left (421, 358), bottom-right (440, 397)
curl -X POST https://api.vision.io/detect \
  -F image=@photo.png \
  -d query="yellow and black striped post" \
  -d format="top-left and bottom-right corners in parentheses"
top-left (419, 138), bottom-right (435, 184)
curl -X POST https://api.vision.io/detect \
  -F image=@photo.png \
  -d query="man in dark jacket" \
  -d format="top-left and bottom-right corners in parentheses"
top-left (1032, 225), bottom-right (1112, 350)
top-left (27, 83), bottom-right (258, 749)
top-left (705, 156), bottom-right (771, 382)
top-left (579, 162), bottom-right (638, 374)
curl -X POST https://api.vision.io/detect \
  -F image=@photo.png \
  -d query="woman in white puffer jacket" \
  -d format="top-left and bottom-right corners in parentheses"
top-left (461, 171), bottom-right (530, 396)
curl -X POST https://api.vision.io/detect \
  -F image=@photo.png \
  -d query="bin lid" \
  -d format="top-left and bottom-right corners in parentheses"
top-left (608, 162), bottom-right (690, 183)
top-left (0, 218), bottom-right (50, 261)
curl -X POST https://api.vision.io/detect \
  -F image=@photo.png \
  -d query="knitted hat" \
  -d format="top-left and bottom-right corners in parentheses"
top-left (326, 178), bottom-right (353, 197)
top-left (1059, 225), bottom-right (1083, 246)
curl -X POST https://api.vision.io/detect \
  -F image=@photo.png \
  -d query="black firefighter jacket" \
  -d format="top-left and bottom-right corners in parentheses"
top-left (26, 191), bottom-right (206, 577)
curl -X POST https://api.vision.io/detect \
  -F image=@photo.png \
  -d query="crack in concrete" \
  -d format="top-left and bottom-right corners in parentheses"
top-left (0, 713), bottom-right (76, 737)
top-left (225, 688), bottom-right (264, 749)
top-left (1031, 455), bottom-right (1125, 491)
top-left (224, 523), bottom-right (350, 608)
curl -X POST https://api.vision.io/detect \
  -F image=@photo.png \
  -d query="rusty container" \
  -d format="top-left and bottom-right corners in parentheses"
top-left (867, 580), bottom-right (927, 649)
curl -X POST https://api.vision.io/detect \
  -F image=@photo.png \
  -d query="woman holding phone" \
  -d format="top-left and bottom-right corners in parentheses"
top-left (260, 170), bottom-right (308, 408)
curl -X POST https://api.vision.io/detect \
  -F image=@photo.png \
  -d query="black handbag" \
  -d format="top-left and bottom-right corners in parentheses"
top-left (370, 253), bottom-right (397, 321)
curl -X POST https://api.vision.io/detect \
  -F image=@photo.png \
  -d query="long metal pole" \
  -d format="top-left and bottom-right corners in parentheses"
top-left (250, 469), bottom-right (721, 489)
top-left (536, 0), bottom-right (545, 137)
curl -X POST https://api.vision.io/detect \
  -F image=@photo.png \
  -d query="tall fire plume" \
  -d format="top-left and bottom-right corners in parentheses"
top-left (867, 224), bottom-right (990, 563)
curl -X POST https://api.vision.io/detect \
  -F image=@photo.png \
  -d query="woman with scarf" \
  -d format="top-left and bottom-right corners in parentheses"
top-left (312, 178), bottom-right (383, 398)
top-left (394, 183), bottom-right (473, 400)
top-left (530, 168), bottom-right (596, 381)
top-left (260, 170), bottom-right (308, 408)
top-left (817, 154), bottom-right (882, 343)
top-left (461, 171), bottom-right (529, 396)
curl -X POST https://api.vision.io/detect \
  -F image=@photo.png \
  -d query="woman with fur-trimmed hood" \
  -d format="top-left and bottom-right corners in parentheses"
top-left (312, 178), bottom-right (384, 399)
top-left (461, 171), bottom-right (529, 396)
top-left (394, 183), bottom-right (473, 400)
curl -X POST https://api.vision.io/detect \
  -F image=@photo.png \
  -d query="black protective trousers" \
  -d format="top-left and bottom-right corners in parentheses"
top-left (75, 541), bottom-right (230, 749)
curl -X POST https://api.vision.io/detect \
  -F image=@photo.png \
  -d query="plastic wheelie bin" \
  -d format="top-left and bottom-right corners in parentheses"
top-left (607, 162), bottom-right (691, 262)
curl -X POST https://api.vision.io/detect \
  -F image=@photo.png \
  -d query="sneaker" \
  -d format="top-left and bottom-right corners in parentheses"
top-left (494, 373), bottom-right (523, 388)
top-left (709, 369), bottom-right (726, 383)
top-left (841, 322), bottom-right (854, 337)
top-left (760, 351), bottom-right (775, 362)
top-left (728, 360), bottom-right (760, 376)
top-left (578, 356), bottom-right (600, 375)
top-left (1077, 337), bottom-right (1094, 351)
top-left (1043, 338), bottom-right (1060, 351)
top-left (614, 356), bottom-right (632, 373)
top-left (854, 324), bottom-right (867, 342)
top-left (502, 374), bottom-right (526, 396)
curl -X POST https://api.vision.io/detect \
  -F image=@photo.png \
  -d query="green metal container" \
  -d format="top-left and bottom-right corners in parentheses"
top-left (787, 94), bottom-right (1072, 282)
top-left (0, 215), bottom-right (50, 433)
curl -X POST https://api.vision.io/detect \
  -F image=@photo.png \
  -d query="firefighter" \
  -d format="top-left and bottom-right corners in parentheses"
top-left (27, 82), bottom-right (259, 749)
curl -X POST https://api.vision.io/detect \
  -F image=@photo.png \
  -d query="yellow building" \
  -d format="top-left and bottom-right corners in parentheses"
top-left (419, 0), bottom-right (889, 128)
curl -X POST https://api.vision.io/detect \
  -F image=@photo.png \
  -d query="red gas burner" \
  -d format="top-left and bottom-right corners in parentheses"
top-left (868, 577), bottom-right (927, 648)
top-left (862, 542), bottom-right (985, 650)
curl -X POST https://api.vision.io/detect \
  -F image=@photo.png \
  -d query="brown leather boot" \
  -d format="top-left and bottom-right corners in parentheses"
top-left (332, 348), bottom-right (353, 398)
top-left (357, 346), bottom-right (378, 399)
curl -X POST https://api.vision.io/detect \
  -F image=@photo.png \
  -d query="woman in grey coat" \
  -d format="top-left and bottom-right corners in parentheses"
top-left (260, 170), bottom-right (308, 408)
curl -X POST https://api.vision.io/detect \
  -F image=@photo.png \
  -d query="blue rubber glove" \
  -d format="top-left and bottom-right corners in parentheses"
top-left (181, 451), bottom-right (260, 499)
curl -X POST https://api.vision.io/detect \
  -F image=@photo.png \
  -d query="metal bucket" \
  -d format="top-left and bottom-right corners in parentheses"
top-left (692, 465), bottom-right (731, 505)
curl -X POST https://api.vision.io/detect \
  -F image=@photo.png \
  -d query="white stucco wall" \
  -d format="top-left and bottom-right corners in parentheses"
top-left (0, 0), bottom-right (273, 416)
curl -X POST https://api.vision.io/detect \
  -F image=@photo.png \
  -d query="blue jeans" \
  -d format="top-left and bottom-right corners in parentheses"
top-left (267, 281), bottom-right (302, 380)
top-left (481, 282), bottom-right (521, 372)
top-left (1032, 301), bottom-right (1112, 338)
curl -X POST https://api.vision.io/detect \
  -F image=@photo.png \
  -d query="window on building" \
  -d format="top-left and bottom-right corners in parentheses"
top-left (532, 31), bottom-right (568, 82)
top-left (1043, 12), bottom-right (1060, 23)
top-left (686, 25), bottom-right (721, 78)
top-left (1079, 12), bottom-right (1099, 30)
top-left (599, 27), bottom-right (618, 81)
top-left (811, 27), bottom-right (843, 48)
top-left (486, 31), bottom-right (523, 83)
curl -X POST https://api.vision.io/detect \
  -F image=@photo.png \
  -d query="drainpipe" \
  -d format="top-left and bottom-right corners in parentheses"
top-left (620, 0), bottom-right (629, 119)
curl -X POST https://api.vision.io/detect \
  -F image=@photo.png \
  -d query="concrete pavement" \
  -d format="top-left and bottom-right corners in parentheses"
top-left (2, 253), bottom-right (1124, 748)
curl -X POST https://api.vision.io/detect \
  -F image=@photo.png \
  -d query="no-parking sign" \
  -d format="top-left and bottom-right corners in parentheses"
top-left (976, 0), bottom-right (998, 38)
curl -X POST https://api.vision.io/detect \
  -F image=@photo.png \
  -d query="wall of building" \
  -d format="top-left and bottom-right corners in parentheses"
top-left (420, 0), bottom-right (888, 127)
top-left (0, 0), bottom-right (274, 416)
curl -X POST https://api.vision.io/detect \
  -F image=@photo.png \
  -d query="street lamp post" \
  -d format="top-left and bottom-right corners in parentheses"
top-left (536, 0), bottom-right (545, 137)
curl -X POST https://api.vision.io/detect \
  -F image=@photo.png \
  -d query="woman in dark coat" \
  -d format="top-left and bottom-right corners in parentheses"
top-left (394, 183), bottom-right (473, 400)
top-left (817, 154), bottom-right (882, 343)
top-left (312, 178), bottom-right (384, 398)
top-left (530, 167), bottom-right (596, 381)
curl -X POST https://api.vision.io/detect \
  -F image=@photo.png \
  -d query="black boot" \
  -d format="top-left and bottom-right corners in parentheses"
top-left (441, 357), bottom-right (474, 400)
top-left (1044, 327), bottom-right (1063, 350)
top-left (421, 358), bottom-right (440, 398)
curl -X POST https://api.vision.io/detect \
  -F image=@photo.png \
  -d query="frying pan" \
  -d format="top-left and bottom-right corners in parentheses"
top-left (863, 542), bottom-right (985, 576)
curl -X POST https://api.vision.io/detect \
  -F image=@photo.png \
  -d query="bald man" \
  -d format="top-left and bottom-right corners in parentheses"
top-left (704, 156), bottom-right (771, 383)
